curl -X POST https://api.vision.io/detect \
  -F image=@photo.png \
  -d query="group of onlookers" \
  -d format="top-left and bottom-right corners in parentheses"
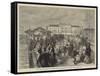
top-left (29, 35), bottom-right (94, 67)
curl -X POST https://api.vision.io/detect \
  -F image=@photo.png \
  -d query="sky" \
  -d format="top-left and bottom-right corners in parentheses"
top-left (18, 4), bottom-right (96, 34)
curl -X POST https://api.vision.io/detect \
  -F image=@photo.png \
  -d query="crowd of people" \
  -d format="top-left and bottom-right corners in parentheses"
top-left (28, 34), bottom-right (94, 68)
